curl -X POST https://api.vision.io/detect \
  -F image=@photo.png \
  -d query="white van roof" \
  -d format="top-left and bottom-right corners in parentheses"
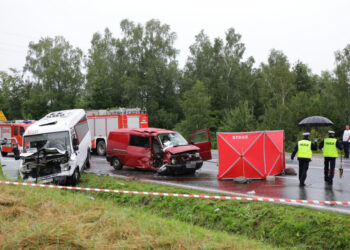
top-left (24, 109), bottom-right (85, 136)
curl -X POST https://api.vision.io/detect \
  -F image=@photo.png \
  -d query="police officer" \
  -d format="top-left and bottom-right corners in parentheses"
top-left (319, 131), bottom-right (343, 185)
top-left (291, 132), bottom-right (317, 187)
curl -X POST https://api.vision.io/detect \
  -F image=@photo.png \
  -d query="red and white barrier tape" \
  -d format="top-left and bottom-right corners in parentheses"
top-left (1, 180), bottom-right (349, 206)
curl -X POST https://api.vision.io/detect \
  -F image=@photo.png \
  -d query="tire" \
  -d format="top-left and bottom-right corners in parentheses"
top-left (70, 168), bottom-right (80, 186)
top-left (111, 157), bottom-right (123, 170)
top-left (1, 151), bottom-right (8, 157)
top-left (187, 169), bottom-right (196, 175)
top-left (85, 150), bottom-right (91, 169)
top-left (96, 140), bottom-right (106, 156)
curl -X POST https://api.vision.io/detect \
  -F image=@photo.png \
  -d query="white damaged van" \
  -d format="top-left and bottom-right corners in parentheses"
top-left (19, 109), bottom-right (91, 185)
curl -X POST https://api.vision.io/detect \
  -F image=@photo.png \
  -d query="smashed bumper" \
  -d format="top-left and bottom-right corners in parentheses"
top-left (157, 160), bottom-right (203, 175)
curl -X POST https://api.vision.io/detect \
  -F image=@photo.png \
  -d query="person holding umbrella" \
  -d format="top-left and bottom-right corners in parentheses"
top-left (319, 131), bottom-right (343, 185)
top-left (291, 132), bottom-right (317, 187)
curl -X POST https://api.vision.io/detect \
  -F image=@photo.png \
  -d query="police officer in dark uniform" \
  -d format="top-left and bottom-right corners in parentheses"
top-left (291, 132), bottom-right (317, 187)
top-left (319, 131), bottom-right (343, 185)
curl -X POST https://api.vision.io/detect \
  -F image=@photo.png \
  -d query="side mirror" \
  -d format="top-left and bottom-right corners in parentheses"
top-left (72, 138), bottom-right (79, 151)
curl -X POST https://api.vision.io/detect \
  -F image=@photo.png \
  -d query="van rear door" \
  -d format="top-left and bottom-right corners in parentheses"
top-left (189, 129), bottom-right (212, 161)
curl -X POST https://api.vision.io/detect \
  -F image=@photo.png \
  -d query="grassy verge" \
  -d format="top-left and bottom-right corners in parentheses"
top-left (0, 169), bottom-right (273, 249)
top-left (78, 174), bottom-right (350, 249)
top-left (1, 161), bottom-right (350, 249)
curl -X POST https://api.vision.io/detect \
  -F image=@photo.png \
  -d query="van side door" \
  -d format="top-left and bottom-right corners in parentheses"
top-left (189, 129), bottom-right (212, 161)
top-left (126, 135), bottom-right (151, 168)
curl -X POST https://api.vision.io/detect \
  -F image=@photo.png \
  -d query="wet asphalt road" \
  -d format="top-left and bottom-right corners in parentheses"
top-left (2, 152), bottom-right (350, 213)
top-left (86, 152), bottom-right (350, 213)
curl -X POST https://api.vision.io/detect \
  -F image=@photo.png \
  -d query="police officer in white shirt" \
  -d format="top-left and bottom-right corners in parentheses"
top-left (342, 125), bottom-right (350, 158)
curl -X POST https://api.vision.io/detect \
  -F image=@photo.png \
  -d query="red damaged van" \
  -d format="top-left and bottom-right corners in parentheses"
top-left (106, 128), bottom-right (211, 175)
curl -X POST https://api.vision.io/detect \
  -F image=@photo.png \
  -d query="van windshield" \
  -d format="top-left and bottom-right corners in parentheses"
top-left (158, 133), bottom-right (188, 148)
top-left (23, 131), bottom-right (71, 153)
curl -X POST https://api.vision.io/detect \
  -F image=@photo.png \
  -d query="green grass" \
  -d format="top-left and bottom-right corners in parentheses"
top-left (0, 164), bottom-right (274, 249)
top-left (1, 162), bottom-right (350, 249)
top-left (78, 174), bottom-right (350, 249)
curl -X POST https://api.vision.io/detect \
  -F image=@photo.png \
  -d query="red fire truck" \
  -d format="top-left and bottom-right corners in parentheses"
top-left (86, 108), bottom-right (148, 155)
top-left (0, 120), bottom-right (34, 156)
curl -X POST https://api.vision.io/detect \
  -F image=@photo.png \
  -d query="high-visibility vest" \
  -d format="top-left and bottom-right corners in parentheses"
top-left (297, 140), bottom-right (312, 159)
top-left (323, 138), bottom-right (338, 157)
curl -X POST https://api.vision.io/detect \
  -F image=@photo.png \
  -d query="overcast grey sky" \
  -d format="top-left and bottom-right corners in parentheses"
top-left (0, 0), bottom-right (349, 74)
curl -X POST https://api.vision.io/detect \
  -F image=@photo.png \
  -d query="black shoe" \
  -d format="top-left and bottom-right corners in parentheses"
top-left (299, 183), bottom-right (305, 187)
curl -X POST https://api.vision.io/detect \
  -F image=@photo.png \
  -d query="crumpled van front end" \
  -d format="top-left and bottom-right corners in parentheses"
top-left (19, 109), bottom-right (91, 185)
top-left (157, 145), bottom-right (203, 175)
top-left (19, 131), bottom-right (77, 184)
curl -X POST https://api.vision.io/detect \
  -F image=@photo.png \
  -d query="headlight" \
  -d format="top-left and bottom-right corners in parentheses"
top-left (195, 152), bottom-right (200, 158)
top-left (60, 163), bottom-right (70, 171)
top-left (171, 158), bottom-right (176, 165)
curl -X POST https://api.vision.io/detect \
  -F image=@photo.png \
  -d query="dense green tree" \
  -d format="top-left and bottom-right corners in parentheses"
top-left (1, 19), bottom-right (350, 150)
top-left (184, 29), bottom-right (254, 110)
top-left (84, 29), bottom-right (124, 109)
top-left (183, 28), bottom-right (255, 134)
top-left (175, 81), bottom-right (213, 139)
top-left (121, 19), bottom-right (181, 128)
top-left (333, 44), bottom-right (350, 130)
top-left (0, 69), bottom-right (26, 120)
top-left (85, 19), bottom-right (182, 129)
top-left (24, 36), bottom-right (84, 119)
top-left (293, 61), bottom-right (313, 93)
top-left (219, 101), bottom-right (256, 132)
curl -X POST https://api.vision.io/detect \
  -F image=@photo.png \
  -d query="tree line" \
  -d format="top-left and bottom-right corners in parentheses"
top-left (1, 19), bottom-right (350, 149)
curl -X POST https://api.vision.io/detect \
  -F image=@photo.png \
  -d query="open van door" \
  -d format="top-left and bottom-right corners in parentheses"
top-left (189, 129), bottom-right (212, 161)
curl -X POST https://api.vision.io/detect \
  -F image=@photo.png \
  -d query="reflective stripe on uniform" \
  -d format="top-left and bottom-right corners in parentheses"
top-left (297, 140), bottom-right (312, 159)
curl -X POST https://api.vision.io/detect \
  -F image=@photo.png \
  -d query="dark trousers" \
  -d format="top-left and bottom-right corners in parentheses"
top-left (298, 159), bottom-right (309, 185)
top-left (343, 141), bottom-right (349, 158)
top-left (324, 157), bottom-right (336, 183)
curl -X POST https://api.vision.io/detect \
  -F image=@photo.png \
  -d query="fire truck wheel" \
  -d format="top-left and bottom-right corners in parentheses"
top-left (1, 151), bottom-right (8, 157)
top-left (112, 157), bottom-right (123, 170)
top-left (96, 141), bottom-right (106, 156)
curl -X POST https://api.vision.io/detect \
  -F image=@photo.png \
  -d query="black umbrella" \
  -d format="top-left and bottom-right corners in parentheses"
top-left (298, 116), bottom-right (333, 127)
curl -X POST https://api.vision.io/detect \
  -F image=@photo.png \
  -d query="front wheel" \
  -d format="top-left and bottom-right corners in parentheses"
top-left (69, 168), bottom-right (80, 186)
top-left (111, 157), bottom-right (123, 170)
top-left (85, 150), bottom-right (91, 169)
top-left (1, 151), bottom-right (8, 157)
top-left (96, 141), bottom-right (106, 156)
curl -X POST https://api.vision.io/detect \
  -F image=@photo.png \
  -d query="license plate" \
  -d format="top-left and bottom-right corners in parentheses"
top-left (186, 161), bottom-right (196, 168)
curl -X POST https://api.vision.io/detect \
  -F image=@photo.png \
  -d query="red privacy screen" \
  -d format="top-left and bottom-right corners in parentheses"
top-left (217, 131), bottom-right (285, 180)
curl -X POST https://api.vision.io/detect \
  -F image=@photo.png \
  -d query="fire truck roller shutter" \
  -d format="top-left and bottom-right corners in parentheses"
top-left (107, 117), bottom-right (119, 136)
top-left (95, 118), bottom-right (106, 136)
top-left (88, 118), bottom-right (95, 138)
top-left (127, 116), bottom-right (140, 128)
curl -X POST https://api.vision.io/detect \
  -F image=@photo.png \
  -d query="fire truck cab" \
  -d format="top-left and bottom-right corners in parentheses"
top-left (0, 121), bottom-right (33, 156)
top-left (86, 108), bottom-right (148, 156)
